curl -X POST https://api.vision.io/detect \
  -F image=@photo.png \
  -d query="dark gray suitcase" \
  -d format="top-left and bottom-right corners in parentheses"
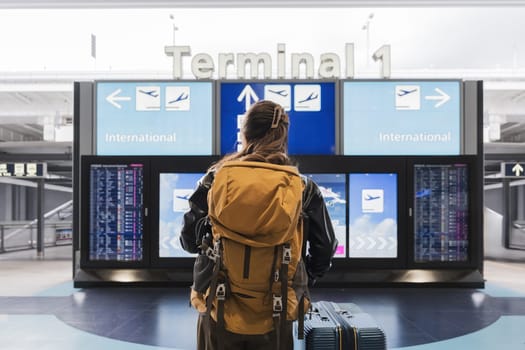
top-left (293, 301), bottom-right (386, 350)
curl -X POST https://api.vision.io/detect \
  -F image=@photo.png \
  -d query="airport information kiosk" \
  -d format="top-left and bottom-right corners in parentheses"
top-left (73, 79), bottom-right (484, 287)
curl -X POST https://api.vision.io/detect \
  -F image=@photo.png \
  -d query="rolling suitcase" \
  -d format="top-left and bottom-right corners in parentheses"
top-left (293, 301), bottom-right (386, 350)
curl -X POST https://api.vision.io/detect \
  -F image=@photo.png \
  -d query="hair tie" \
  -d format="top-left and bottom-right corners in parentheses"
top-left (271, 106), bottom-right (283, 129)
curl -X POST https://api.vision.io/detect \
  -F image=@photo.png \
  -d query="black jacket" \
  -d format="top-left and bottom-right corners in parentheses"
top-left (180, 171), bottom-right (338, 282)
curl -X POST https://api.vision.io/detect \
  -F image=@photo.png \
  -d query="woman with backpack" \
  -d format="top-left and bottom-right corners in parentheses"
top-left (180, 100), bottom-right (338, 350)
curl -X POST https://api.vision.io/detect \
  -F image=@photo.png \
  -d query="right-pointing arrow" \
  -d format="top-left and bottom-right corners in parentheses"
top-left (425, 88), bottom-right (450, 108)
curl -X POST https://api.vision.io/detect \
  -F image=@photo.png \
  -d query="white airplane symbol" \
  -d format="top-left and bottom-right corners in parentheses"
top-left (319, 186), bottom-right (346, 207)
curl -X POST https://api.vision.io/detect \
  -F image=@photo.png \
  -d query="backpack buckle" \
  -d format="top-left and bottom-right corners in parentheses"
top-left (216, 283), bottom-right (226, 301)
top-left (273, 295), bottom-right (283, 312)
top-left (282, 247), bottom-right (291, 265)
top-left (206, 240), bottom-right (221, 262)
top-left (205, 247), bottom-right (217, 261)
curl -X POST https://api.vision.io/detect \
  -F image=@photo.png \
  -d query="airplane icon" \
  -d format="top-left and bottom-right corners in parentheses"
top-left (362, 189), bottom-right (384, 213)
top-left (138, 89), bottom-right (159, 98)
top-left (365, 194), bottom-right (381, 201)
top-left (415, 189), bottom-right (432, 198)
top-left (173, 189), bottom-right (193, 212)
top-left (319, 186), bottom-right (346, 207)
top-left (397, 88), bottom-right (417, 97)
top-left (268, 89), bottom-right (289, 97)
top-left (168, 92), bottom-right (189, 104)
top-left (298, 92), bottom-right (319, 103)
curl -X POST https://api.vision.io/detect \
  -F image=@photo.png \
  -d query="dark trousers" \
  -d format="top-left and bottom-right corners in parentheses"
top-left (197, 313), bottom-right (293, 350)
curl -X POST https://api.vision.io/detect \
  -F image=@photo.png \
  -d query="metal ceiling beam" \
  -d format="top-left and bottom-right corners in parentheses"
top-left (0, 177), bottom-right (72, 192)
top-left (1, 0), bottom-right (525, 8)
top-left (484, 142), bottom-right (525, 155)
top-left (0, 153), bottom-right (72, 161)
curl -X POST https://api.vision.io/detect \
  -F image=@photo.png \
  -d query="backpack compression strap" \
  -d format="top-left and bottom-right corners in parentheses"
top-left (272, 243), bottom-right (291, 350)
top-left (205, 239), bottom-right (227, 350)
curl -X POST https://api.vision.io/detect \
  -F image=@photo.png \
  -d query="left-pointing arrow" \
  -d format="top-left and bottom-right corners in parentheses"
top-left (106, 88), bottom-right (131, 109)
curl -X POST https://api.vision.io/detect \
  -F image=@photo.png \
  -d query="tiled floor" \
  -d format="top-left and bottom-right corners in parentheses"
top-left (1, 246), bottom-right (525, 349)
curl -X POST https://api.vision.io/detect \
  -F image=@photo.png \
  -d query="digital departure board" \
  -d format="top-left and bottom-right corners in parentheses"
top-left (348, 173), bottom-right (398, 258)
top-left (88, 163), bottom-right (144, 261)
top-left (414, 163), bottom-right (469, 262)
top-left (158, 172), bottom-right (204, 258)
top-left (304, 173), bottom-right (346, 258)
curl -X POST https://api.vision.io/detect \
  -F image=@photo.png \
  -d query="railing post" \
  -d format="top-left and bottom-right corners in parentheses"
top-left (36, 178), bottom-right (45, 258)
top-left (30, 225), bottom-right (34, 249)
top-left (0, 225), bottom-right (4, 253)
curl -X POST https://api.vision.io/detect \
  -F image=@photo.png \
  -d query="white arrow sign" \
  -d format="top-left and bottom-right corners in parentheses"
top-left (106, 88), bottom-right (131, 109)
top-left (366, 237), bottom-right (376, 250)
top-left (512, 163), bottom-right (524, 176)
top-left (170, 236), bottom-right (180, 250)
top-left (378, 237), bottom-right (387, 250)
top-left (425, 88), bottom-right (450, 108)
top-left (161, 236), bottom-right (170, 250)
top-left (237, 85), bottom-right (259, 112)
top-left (355, 236), bottom-right (365, 250)
top-left (388, 237), bottom-right (397, 250)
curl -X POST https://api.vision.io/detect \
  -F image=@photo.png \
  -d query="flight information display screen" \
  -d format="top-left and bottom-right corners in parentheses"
top-left (414, 163), bottom-right (469, 262)
top-left (348, 173), bottom-right (398, 258)
top-left (158, 173), bottom-right (204, 258)
top-left (219, 81), bottom-right (336, 155)
top-left (88, 163), bottom-right (144, 261)
top-left (304, 174), bottom-right (346, 258)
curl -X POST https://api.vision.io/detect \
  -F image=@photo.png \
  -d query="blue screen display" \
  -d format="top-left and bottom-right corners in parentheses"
top-left (305, 174), bottom-right (346, 258)
top-left (96, 81), bottom-right (213, 155)
top-left (158, 173), bottom-right (203, 258)
top-left (220, 81), bottom-right (336, 155)
top-left (348, 173), bottom-right (398, 258)
top-left (343, 80), bottom-right (461, 155)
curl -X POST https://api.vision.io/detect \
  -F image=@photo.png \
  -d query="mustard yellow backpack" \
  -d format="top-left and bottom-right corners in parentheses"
top-left (193, 160), bottom-right (309, 342)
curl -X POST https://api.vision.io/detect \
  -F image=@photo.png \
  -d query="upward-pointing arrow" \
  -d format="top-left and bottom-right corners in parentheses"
top-left (512, 163), bottom-right (524, 176)
top-left (237, 85), bottom-right (259, 112)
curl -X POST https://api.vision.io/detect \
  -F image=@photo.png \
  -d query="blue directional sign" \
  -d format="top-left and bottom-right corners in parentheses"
top-left (96, 81), bottom-right (213, 155)
top-left (219, 81), bottom-right (336, 155)
top-left (502, 162), bottom-right (525, 177)
top-left (343, 80), bottom-right (462, 155)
